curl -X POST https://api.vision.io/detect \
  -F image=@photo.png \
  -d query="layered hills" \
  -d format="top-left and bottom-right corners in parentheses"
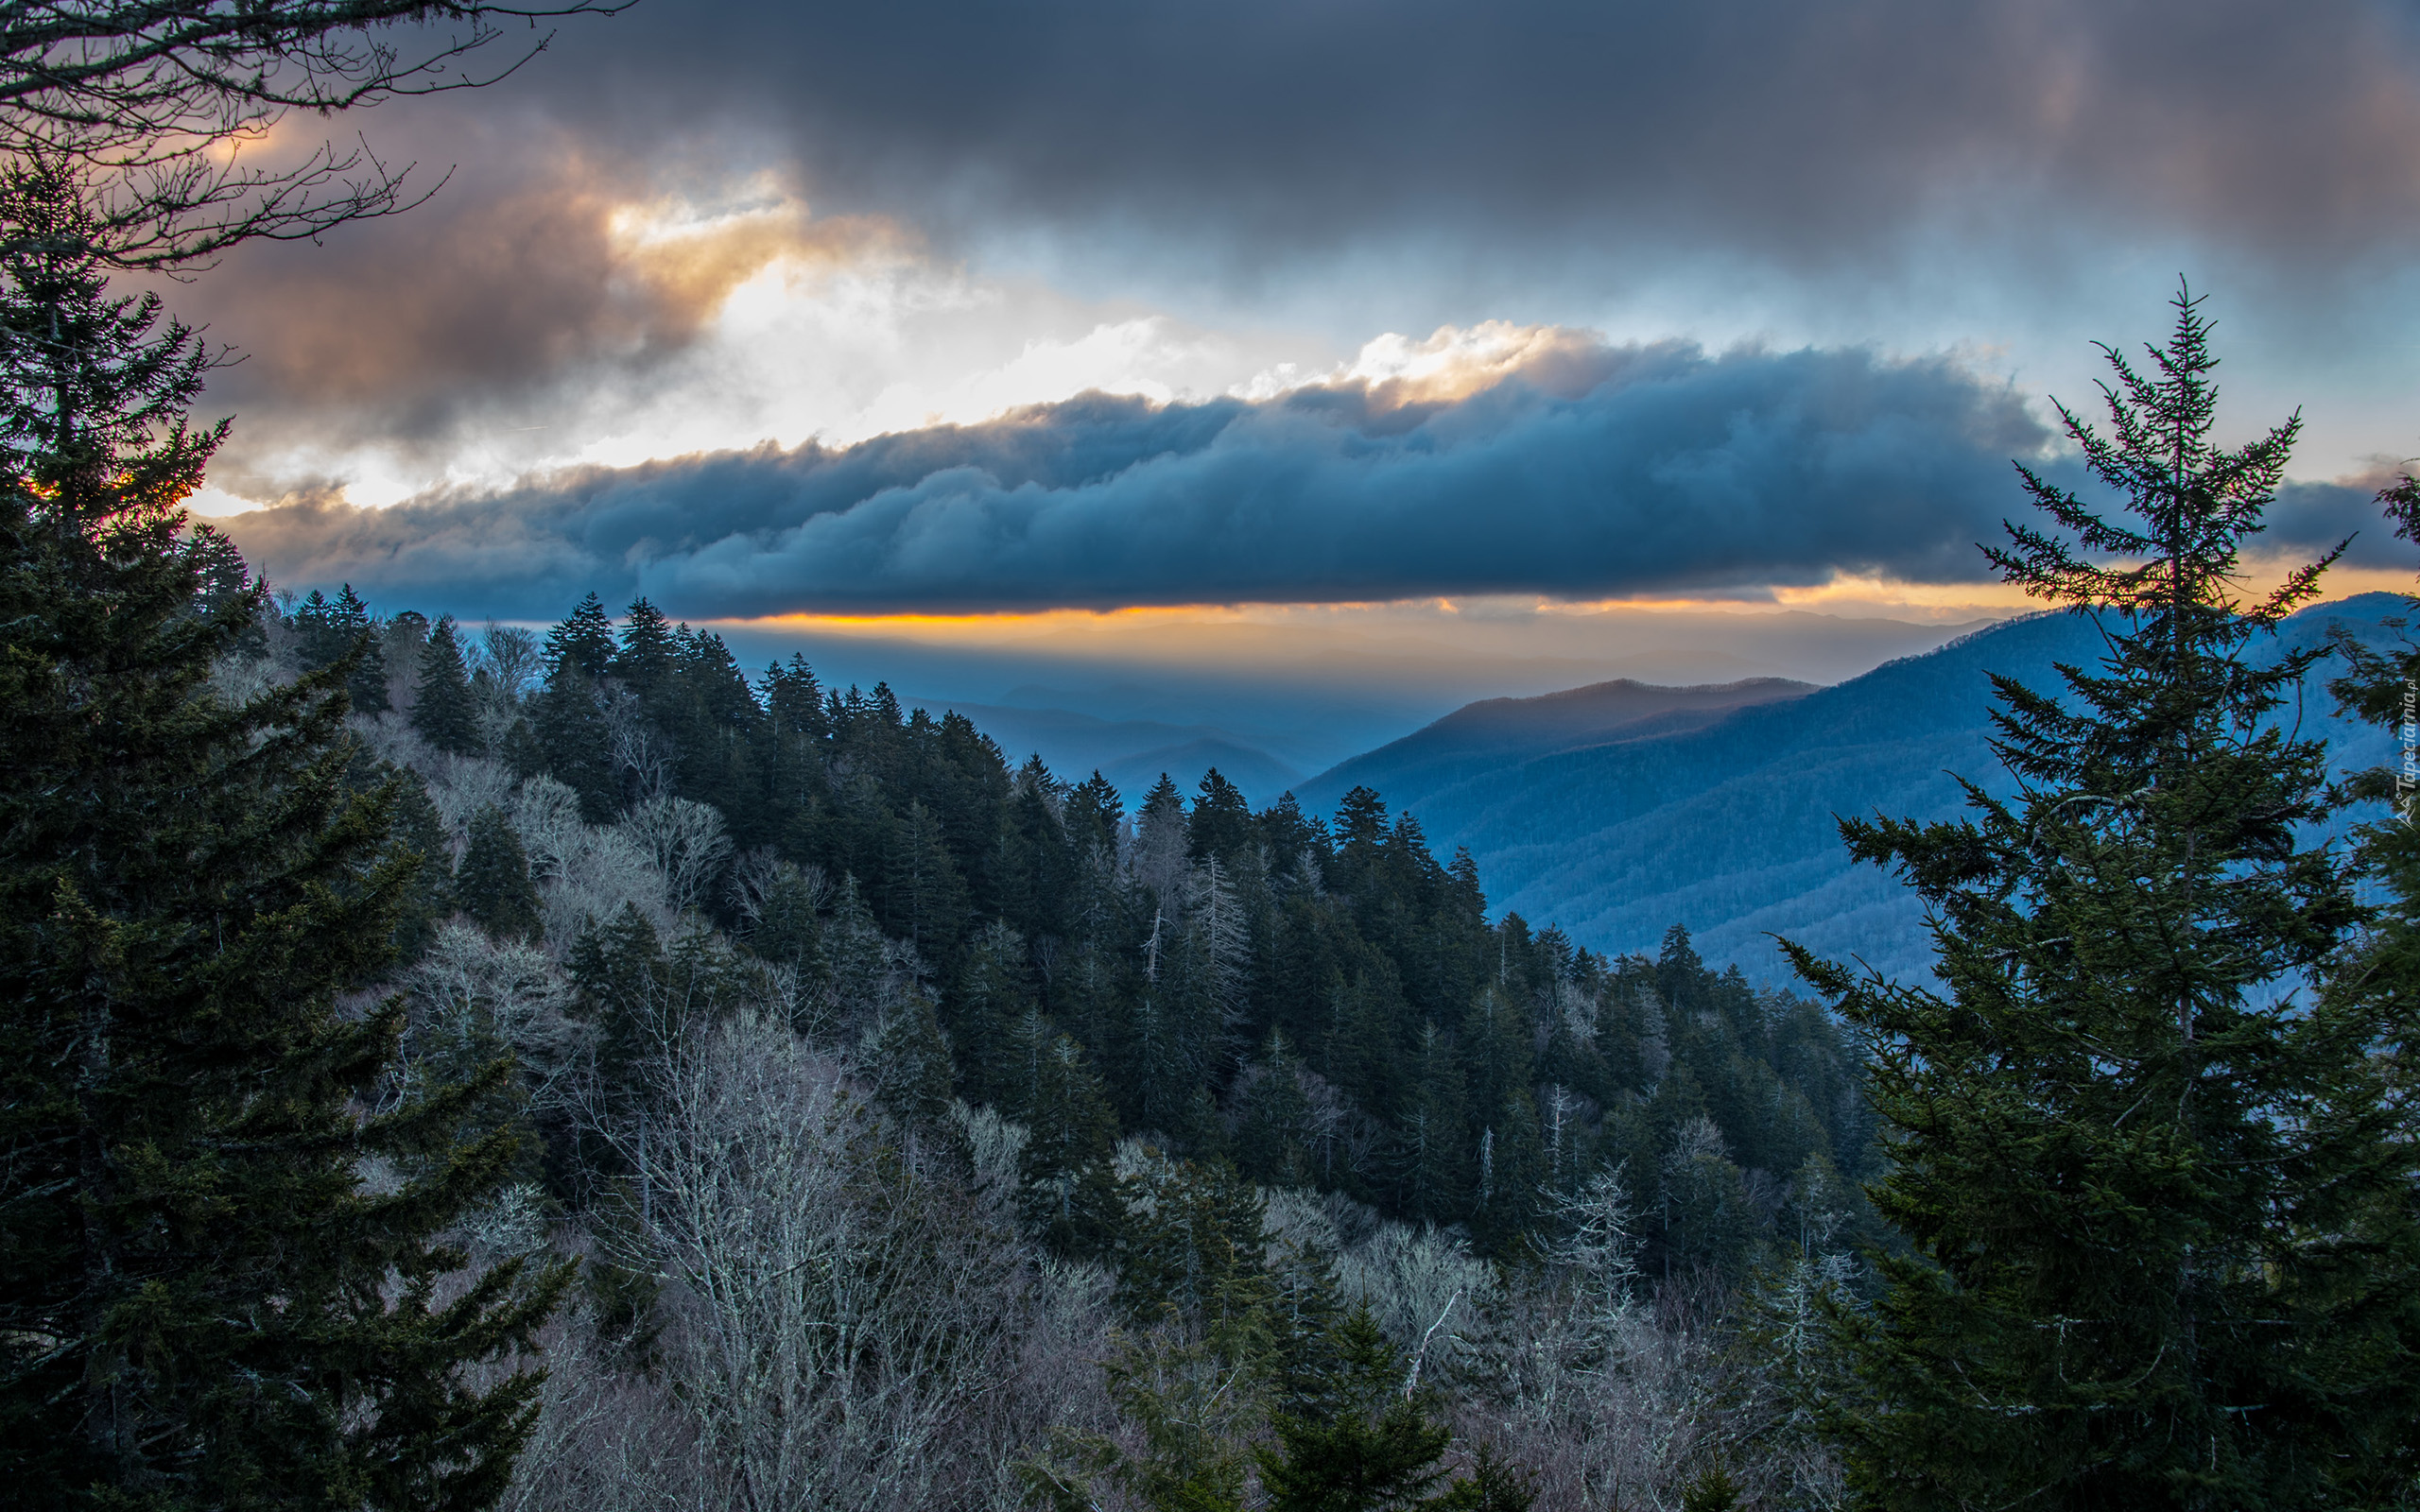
top-left (1309, 676), bottom-right (1820, 799)
top-left (1299, 595), bottom-right (2403, 982)
top-left (917, 699), bottom-right (1305, 803)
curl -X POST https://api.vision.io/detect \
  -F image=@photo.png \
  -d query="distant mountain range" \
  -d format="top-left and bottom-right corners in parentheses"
top-left (1309, 676), bottom-right (1821, 799)
top-left (916, 699), bottom-right (1305, 805)
top-left (1299, 594), bottom-right (2404, 984)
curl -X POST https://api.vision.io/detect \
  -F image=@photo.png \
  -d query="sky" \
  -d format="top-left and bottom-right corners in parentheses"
top-left (186, 0), bottom-right (2420, 777)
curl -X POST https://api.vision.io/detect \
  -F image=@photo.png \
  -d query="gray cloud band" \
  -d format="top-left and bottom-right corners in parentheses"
top-left (219, 340), bottom-right (2387, 622)
top-left (515, 0), bottom-right (2420, 266)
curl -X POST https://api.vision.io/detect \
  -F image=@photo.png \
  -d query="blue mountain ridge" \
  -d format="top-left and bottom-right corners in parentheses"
top-left (1298, 593), bottom-right (2406, 984)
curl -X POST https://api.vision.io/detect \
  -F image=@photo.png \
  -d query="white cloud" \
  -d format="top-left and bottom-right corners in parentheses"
top-left (202, 188), bottom-right (1339, 513)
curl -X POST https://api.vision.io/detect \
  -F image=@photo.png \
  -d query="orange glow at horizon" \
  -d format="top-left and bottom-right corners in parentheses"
top-left (712, 565), bottom-right (2413, 644)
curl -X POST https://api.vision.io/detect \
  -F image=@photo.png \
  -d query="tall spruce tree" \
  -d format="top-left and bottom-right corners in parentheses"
top-left (1017, 1031), bottom-right (1124, 1260)
top-left (291, 585), bottom-right (389, 716)
top-left (333, 583), bottom-right (389, 713)
top-left (1788, 289), bottom-right (2418, 1509)
top-left (411, 613), bottom-right (481, 755)
top-left (0, 163), bottom-right (565, 1509)
top-left (544, 591), bottom-right (615, 682)
top-left (610, 595), bottom-right (677, 696)
top-left (455, 805), bottom-right (543, 943)
top-left (1256, 1310), bottom-right (1531, 1512)
top-left (531, 598), bottom-right (615, 820)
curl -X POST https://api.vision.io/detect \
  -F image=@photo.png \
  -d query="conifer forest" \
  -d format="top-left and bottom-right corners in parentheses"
top-left (5, 8), bottom-right (2420, 1512)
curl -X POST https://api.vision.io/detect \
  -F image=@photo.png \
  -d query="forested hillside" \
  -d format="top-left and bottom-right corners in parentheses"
top-left (285, 585), bottom-right (1875, 1263)
top-left (221, 582), bottom-right (1887, 1506)
top-left (1305, 597), bottom-right (2403, 978)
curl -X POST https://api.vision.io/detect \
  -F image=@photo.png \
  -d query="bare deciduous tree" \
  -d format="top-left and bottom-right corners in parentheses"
top-left (1188, 854), bottom-right (1251, 1030)
top-left (406, 919), bottom-right (590, 1111)
top-left (2, 0), bottom-right (628, 267)
top-left (585, 1012), bottom-right (1025, 1512)
top-left (508, 773), bottom-right (585, 880)
top-left (727, 846), bottom-right (827, 925)
top-left (1332, 1216), bottom-right (1496, 1386)
top-left (470, 621), bottom-right (543, 747)
top-left (536, 821), bottom-right (667, 944)
top-left (473, 621), bottom-right (542, 699)
top-left (421, 747), bottom-right (516, 850)
top-left (1538, 1163), bottom-right (1643, 1336)
top-left (619, 792), bottom-right (732, 914)
top-left (603, 687), bottom-right (675, 801)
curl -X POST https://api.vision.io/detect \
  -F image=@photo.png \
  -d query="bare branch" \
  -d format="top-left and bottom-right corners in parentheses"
top-left (0, 1), bottom-right (631, 266)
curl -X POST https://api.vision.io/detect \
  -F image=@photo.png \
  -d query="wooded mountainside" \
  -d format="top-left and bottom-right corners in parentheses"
top-left (1305, 599), bottom-right (2402, 981)
top-left (286, 582), bottom-right (1878, 1277)
top-left (217, 580), bottom-right (1879, 1510)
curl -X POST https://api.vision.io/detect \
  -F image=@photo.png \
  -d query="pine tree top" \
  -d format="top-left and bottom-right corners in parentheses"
top-left (544, 591), bottom-right (615, 680)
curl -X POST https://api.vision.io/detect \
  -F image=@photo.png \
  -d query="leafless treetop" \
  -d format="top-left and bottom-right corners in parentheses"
top-left (1, 1), bottom-right (630, 265)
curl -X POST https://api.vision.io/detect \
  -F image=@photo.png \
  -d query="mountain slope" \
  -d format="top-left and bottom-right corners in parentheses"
top-left (1310, 676), bottom-right (1818, 804)
top-left (1301, 595), bottom-right (2402, 982)
top-left (1098, 737), bottom-right (1304, 806)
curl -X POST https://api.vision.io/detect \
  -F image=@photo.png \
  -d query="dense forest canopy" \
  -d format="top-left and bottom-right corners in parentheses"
top-left (187, 574), bottom-right (1889, 1509)
top-left (286, 580), bottom-right (1879, 1278)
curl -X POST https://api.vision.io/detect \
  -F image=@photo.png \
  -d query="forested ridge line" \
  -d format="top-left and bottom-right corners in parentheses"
top-left (279, 580), bottom-right (1876, 1276)
top-left (211, 577), bottom-right (1876, 1508)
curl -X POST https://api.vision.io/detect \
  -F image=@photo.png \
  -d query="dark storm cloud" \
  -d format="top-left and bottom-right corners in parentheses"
top-left (514, 0), bottom-right (2420, 267)
top-left (2269, 476), bottom-right (2409, 569)
top-left (147, 0), bottom-right (2420, 507)
top-left (225, 338), bottom-right (2066, 619)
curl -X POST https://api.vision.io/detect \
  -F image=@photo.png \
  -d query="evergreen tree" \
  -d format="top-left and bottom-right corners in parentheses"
top-left (1114, 1154), bottom-right (1270, 1327)
top-left (955, 919), bottom-right (1035, 1104)
top-left (530, 662), bottom-right (614, 821)
top-left (333, 583), bottom-right (389, 713)
top-left (543, 591), bottom-right (615, 681)
top-left (0, 162), bottom-right (563, 1509)
top-left (1132, 773), bottom-right (1191, 905)
top-left (610, 594), bottom-right (677, 696)
top-left (287, 586), bottom-right (337, 662)
top-left (1329, 786), bottom-right (1390, 895)
top-left (1256, 1310), bottom-right (1531, 1512)
top-left (996, 754), bottom-right (1073, 943)
top-left (739, 860), bottom-right (830, 993)
top-left (564, 908), bottom-right (768, 1109)
top-left (1063, 769), bottom-right (1127, 939)
top-left (410, 613), bottom-right (481, 755)
top-left (454, 805), bottom-right (543, 942)
top-left (1262, 792), bottom-right (1324, 878)
top-left (1188, 766), bottom-right (1253, 865)
top-left (1658, 1116), bottom-right (1751, 1285)
top-left (762, 651), bottom-right (827, 739)
top-left (293, 586), bottom-right (389, 717)
top-left (1788, 290), bottom-right (2418, 1509)
top-left (1066, 769), bottom-right (1126, 855)
top-left (887, 799), bottom-right (968, 960)
top-left (381, 609), bottom-right (427, 713)
top-left (1235, 1031), bottom-right (1318, 1188)
top-left (369, 757), bottom-right (451, 964)
top-left (1017, 1031), bottom-right (1124, 1259)
top-left (527, 598), bottom-right (617, 816)
top-left (1395, 1022), bottom-right (1473, 1225)
top-left (1677, 1466), bottom-right (1741, 1512)
top-left (871, 988), bottom-right (958, 1131)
